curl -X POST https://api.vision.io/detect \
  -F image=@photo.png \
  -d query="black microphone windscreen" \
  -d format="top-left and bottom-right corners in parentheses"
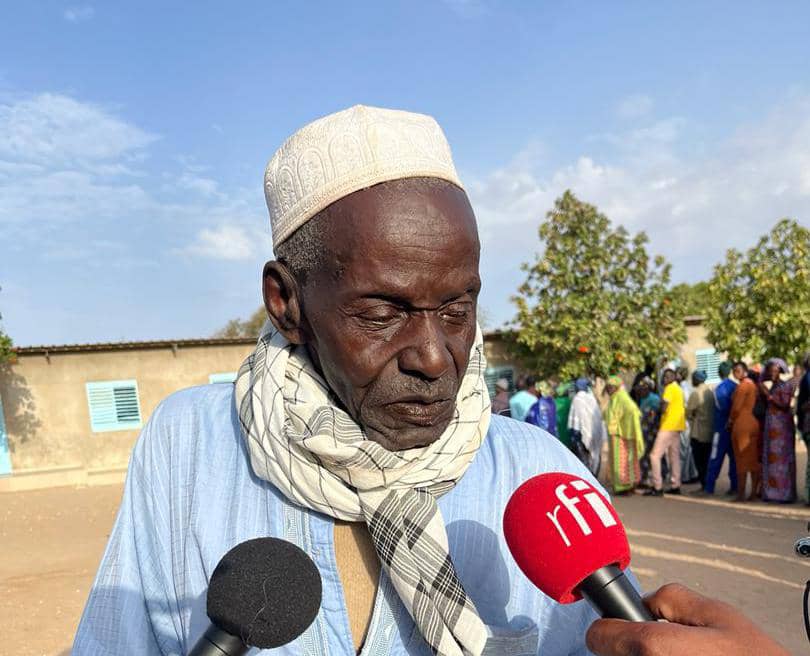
top-left (206, 537), bottom-right (322, 649)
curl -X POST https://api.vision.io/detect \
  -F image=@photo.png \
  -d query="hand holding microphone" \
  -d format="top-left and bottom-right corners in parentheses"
top-left (586, 583), bottom-right (790, 656)
top-left (503, 473), bottom-right (788, 655)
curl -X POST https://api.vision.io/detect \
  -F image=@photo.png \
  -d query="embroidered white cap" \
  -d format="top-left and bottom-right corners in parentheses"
top-left (264, 105), bottom-right (464, 248)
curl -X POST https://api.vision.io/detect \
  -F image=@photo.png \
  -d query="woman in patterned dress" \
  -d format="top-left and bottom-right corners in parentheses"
top-left (759, 358), bottom-right (797, 503)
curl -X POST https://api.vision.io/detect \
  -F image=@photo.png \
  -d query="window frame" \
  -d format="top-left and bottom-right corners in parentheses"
top-left (85, 379), bottom-right (143, 433)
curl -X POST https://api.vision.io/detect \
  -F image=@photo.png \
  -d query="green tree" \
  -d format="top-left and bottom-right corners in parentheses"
top-left (512, 190), bottom-right (685, 379)
top-left (668, 281), bottom-right (711, 318)
top-left (705, 218), bottom-right (810, 362)
top-left (214, 307), bottom-right (268, 338)
top-left (0, 285), bottom-right (13, 363)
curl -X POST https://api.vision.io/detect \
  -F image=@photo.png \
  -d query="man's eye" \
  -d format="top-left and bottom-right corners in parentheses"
top-left (358, 308), bottom-right (402, 324)
top-left (440, 303), bottom-right (471, 322)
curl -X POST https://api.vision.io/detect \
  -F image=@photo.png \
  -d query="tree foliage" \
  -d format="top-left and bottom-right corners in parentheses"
top-left (512, 190), bottom-right (685, 379)
top-left (705, 218), bottom-right (810, 362)
top-left (668, 281), bottom-right (711, 318)
top-left (0, 285), bottom-right (13, 364)
top-left (215, 307), bottom-right (268, 338)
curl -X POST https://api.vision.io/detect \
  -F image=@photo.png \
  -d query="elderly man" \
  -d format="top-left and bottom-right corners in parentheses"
top-left (73, 106), bottom-right (787, 656)
top-left (73, 106), bottom-right (599, 656)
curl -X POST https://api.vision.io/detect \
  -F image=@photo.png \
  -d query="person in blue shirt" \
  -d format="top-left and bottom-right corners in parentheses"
top-left (74, 107), bottom-right (603, 656)
top-left (700, 361), bottom-right (738, 496)
top-left (509, 375), bottom-right (538, 422)
top-left (525, 381), bottom-right (557, 436)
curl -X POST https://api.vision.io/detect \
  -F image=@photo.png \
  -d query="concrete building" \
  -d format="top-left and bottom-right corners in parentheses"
top-left (0, 337), bottom-right (254, 491)
top-left (0, 319), bottom-right (721, 491)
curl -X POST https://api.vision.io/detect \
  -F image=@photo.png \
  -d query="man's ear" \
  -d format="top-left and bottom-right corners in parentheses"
top-left (262, 261), bottom-right (307, 344)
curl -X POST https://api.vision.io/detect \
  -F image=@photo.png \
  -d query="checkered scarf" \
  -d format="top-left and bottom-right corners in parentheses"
top-left (234, 322), bottom-right (490, 656)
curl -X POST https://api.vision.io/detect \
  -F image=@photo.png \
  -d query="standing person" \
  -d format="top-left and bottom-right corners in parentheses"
top-left (686, 370), bottom-right (715, 487)
top-left (636, 377), bottom-right (661, 488)
top-left (74, 105), bottom-right (604, 655)
top-left (555, 381), bottom-right (573, 449)
top-left (604, 375), bottom-right (644, 494)
top-left (702, 361), bottom-right (739, 496)
top-left (526, 381), bottom-right (557, 435)
top-left (568, 378), bottom-right (606, 476)
top-left (759, 358), bottom-right (797, 503)
top-left (490, 378), bottom-right (511, 415)
top-left (646, 369), bottom-right (686, 496)
top-left (729, 361), bottom-right (761, 502)
top-left (798, 353), bottom-right (810, 505)
top-left (676, 366), bottom-right (699, 484)
top-left (509, 374), bottom-right (537, 422)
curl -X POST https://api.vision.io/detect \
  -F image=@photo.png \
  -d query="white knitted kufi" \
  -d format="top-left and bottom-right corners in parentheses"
top-left (264, 105), bottom-right (464, 248)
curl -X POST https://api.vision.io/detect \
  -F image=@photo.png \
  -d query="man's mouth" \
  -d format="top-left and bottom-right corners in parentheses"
top-left (384, 397), bottom-right (454, 426)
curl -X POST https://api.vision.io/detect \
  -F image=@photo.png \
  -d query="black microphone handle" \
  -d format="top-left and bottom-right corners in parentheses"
top-left (577, 565), bottom-right (655, 622)
top-left (188, 625), bottom-right (250, 656)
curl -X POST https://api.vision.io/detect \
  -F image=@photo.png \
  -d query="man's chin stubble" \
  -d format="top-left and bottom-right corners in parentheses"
top-left (364, 421), bottom-right (449, 452)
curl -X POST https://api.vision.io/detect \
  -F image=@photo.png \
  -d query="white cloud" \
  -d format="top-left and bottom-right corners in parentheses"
top-left (616, 93), bottom-right (654, 119)
top-left (0, 93), bottom-right (156, 167)
top-left (63, 6), bottom-right (95, 23)
top-left (0, 91), bottom-right (270, 267)
top-left (470, 95), bottom-right (810, 326)
top-left (182, 224), bottom-right (257, 260)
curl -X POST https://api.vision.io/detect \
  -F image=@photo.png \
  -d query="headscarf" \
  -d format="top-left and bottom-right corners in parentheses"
top-left (718, 361), bottom-right (733, 378)
top-left (693, 370), bottom-right (708, 384)
top-left (235, 323), bottom-right (490, 656)
top-left (537, 380), bottom-right (553, 397)
top-left (604, 381), bottom-right (644, 455)
top-left (765, 357), bottom-right (789, 374)
top-left (574, 377), bottom-right (590, 392)
top-left (606, 374), bottom-right (623, 389)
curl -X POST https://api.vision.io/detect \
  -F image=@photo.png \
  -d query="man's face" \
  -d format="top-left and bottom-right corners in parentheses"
top-left (663, 371), bottom-right (676, 386)
top-left (296, 180), bottom-right (481, 451)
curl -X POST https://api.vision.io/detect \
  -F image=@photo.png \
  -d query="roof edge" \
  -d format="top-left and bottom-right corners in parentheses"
top-left (14, 336), bottom-right (257, 356)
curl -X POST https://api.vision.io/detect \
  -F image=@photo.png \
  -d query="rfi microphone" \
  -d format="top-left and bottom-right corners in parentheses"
top-left (503, 472), bottom-right (654, 622)
top-left (188, 537), bottom-right (323, 655)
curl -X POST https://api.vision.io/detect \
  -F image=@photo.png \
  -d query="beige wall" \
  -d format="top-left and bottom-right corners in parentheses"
top-left (0, 342), bottom-right (253, 483)
top-left (0, 321), bottom-right (718, 490)
top-left (678, 322), bottom-right (718, 373)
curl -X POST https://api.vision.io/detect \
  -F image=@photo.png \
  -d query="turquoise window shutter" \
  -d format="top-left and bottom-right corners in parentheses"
top-left (0, 394), bottom-right (11, 476)
top-left (85, 380), bottom-right (143, 432)
top-left (209, 372), bottom-right (237, 384)
top-left (695, 348), bottom-right (722, 384)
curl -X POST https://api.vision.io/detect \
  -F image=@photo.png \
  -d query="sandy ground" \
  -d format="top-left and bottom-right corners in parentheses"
top-left (1, 484), bottom-right (124, 656)
top-left (3, 452), bottom-right (809, 655)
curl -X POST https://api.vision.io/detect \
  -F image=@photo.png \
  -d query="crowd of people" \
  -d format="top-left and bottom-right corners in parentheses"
top-left (498, 352), bottom-right (810, 504)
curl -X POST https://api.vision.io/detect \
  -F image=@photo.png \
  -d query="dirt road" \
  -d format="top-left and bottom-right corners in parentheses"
top-left (3, 478), bottom-right (808, 655)
top-left (2, 484), bottom-right (123, 656)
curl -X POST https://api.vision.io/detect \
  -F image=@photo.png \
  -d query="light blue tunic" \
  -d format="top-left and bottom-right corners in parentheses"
top-left (73, 384), bottom-right (601, 655)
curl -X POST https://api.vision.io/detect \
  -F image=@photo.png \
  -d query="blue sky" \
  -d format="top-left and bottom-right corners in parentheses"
top-left (2, 1), bottom-right (810, 345)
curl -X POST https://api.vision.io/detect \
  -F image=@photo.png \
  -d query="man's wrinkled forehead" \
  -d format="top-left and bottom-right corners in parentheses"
top-left (320, 179), bottom-right (480, 296)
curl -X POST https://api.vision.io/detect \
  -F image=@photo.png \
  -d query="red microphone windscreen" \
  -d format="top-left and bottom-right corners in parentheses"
top-left (503, 472), bottom-right (631, 604)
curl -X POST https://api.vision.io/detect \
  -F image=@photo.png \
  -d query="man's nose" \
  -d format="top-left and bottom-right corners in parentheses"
top-left (397, 314), bottom-right (453, 381)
